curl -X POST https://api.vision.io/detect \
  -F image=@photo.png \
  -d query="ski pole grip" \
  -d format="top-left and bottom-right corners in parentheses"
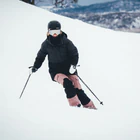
top-left (29, 66), bottom-right (33, 69)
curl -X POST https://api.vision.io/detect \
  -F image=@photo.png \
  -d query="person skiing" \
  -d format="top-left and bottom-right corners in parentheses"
top-left (31, 20), bottom-right (97, 109)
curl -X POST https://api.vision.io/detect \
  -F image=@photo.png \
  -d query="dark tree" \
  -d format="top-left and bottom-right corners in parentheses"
top-left (21, 0), bottom-right (35, 5)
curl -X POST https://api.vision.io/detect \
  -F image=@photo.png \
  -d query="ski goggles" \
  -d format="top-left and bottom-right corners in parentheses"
top-left (49, 29), bottom-right (61, 36)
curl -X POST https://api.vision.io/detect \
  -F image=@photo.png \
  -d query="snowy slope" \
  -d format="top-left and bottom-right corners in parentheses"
top-left (1, 1), bottom-right (140, 140)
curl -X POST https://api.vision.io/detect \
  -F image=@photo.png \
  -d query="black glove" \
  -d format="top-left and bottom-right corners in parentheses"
top-left (32, 67), bottom-right (38, 73)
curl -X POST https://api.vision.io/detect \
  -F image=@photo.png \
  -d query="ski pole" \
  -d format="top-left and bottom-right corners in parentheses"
top-left (77, 74), bottom-right (103, 105)
top-left (19, 73), bottom-right (32, 99)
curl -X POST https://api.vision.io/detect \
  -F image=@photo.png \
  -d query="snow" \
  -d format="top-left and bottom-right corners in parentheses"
top-left (1, 0), bottom-right (140, 140)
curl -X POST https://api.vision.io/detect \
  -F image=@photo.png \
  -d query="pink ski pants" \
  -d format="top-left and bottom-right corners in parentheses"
top-left (54, 73), bottom-right (82, 89)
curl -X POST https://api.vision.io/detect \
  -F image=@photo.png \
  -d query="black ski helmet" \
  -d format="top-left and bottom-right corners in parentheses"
top-left (48, 20), bottom-right (61, 30)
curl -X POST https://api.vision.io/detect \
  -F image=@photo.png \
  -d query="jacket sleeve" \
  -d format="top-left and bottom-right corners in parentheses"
top-left (33, 42), bottom-right (48, 69)
top-left (67, 40), bottom-right (79, 66)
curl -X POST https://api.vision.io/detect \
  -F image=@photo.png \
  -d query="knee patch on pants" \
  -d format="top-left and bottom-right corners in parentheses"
top-left (63, 78), bottom-right (73, 89)
top-left (63, 78), bottom-right (76, 98)
top-left (76, 88), bottom-right (90, 105)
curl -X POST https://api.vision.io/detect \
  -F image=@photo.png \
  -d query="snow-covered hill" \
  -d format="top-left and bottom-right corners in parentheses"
top-left (1, 1), bottom-right (140, 140)
top-left (36, 0), bottom-right (140, 33)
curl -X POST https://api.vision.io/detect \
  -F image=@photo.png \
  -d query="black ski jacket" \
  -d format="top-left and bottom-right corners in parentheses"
top-left (33, 32), bottom-right (79, 80)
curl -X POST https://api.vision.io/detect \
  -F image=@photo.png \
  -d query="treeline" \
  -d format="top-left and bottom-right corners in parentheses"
top-left (21, 0), bottom-right (78, 6)
top-left (21, 0), bottom-right (35, 5)
top-left (54, 0), bottom-right (78, 7)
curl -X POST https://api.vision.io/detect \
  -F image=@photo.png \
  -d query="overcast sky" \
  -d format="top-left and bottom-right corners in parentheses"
top-left (78, 0), bottom-right (116, 5)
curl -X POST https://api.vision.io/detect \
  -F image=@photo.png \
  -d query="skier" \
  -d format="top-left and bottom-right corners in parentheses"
top-left (31, 20), bottom-right (97, 109)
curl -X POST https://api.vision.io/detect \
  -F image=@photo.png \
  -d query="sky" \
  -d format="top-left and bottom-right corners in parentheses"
top-left (78, 0), bottom-right (116, 5)
top-left (35, 0), bottom-right (116, 6)
top-left (1, 0), bottom-right (140, 140)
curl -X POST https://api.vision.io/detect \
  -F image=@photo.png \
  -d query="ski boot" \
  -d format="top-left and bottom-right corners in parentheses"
top-left (76, 88), bottom-right (97, 109)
